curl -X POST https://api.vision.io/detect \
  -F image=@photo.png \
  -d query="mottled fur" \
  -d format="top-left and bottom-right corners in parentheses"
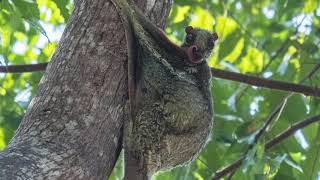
top-left (110, 0), bottom-right (217, 179)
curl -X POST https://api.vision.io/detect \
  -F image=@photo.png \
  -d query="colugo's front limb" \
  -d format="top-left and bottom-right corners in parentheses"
top-left (110, 0), bottom-right (186, 57)
top-left (110, 0), bottom-right (218, 179)
top-left (111, 0), bottom-right (219, 65)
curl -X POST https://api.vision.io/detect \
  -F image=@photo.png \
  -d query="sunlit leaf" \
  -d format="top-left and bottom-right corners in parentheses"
top-left (0, 128), bottom-right (6, 150)
top-left (215, 16), bottom-right (238, 40)
top-left (109, 151), bottom-right (124, 180)
top-left (218, 30), bottom-right (242, 61)
top-left (224, 37), bottom-right (244, 63)
top-left (303, 0), bottom-right (318, 13)
top-left (238, 47), bottom-right (264, 73)
top-left (52, 0), bottom-right (70, 21)
top-left (172, 6), bottom-right (190, 23)
top-left (2, 74), bottom-right (14, 89)
top-left (189, 7), bottom-right (214, 31)
top-left (42, 42), bottom-right (57, 57)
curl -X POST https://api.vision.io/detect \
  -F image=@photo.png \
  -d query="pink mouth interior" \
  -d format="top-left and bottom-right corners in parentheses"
top-left (187, 45), bottom-right (202, 64)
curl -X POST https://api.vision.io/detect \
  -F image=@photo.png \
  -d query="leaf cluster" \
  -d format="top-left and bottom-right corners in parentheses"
top-left (1, 0), bottom-right (320, 179)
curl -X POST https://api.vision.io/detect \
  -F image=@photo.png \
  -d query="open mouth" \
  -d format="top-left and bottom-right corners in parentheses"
top-left (187, 45), bottom-right (203, 64)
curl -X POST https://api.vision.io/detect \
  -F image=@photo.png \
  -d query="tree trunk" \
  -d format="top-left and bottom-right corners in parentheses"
top-left (0, 0), bottom-right (171, 179)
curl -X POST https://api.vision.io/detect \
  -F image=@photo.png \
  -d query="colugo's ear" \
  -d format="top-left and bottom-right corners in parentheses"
top-left (212, 32), bottom-right (218, 41)
top-left (185, 26), bottom-right (194, 34)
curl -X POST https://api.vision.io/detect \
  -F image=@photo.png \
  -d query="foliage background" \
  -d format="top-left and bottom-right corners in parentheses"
top-left (1, 0), bottom-right (320, 179)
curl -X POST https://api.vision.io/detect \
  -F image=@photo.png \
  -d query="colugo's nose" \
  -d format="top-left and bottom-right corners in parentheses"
top-left (188, 45), bottom-right (203, 64)
top-left (191, 45), bottom-right (198, 53)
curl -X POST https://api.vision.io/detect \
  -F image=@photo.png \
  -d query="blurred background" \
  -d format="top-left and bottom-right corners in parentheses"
top-left (0, 0), bottom-right (320, 179)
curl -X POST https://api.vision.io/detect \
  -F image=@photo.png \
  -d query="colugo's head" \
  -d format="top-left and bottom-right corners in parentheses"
top-left (182, 26), bottom-right (218, 64)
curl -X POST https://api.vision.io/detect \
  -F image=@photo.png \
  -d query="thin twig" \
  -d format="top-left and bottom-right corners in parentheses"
top-left (212, 63), bottom-right (320, 179)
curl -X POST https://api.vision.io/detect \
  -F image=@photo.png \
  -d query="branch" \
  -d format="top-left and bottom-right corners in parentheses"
top-left (1, 63), bottom-right (320, 97)
top-left (212, 114), bottom-right (320, 180)
top-left (265, 114), bottom-right (320, 149)
top-left (211, 68), bottom-right (320, 97)
top-left (0, 63), bottom-right (48, 73)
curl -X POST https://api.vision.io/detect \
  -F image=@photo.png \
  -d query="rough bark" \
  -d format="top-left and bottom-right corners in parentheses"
top-left (0, 0), bottom-right (171, 179)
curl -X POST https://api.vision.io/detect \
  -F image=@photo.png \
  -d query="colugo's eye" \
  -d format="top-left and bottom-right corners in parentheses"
top-left (186, 33), bottom-right (194, 43)
top-left (208, 37), bottom-right (215, 48)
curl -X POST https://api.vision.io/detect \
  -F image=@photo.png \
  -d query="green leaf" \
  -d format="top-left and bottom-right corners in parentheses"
top-left (12, 0), bottom-right (40, 19)
top-left (189, 7), bottom-right (214, 31)
top-left (281, 95), bottom-right (307, 123)
top-left (0, 128), bottom-right (6, 150)
top-left (53, 0), bottom-right (70, 21)
top-left (172, 5), bottom-right (190, 23)
top-left (238, 47), bottom-right (264, 73)
top-left (269, 154), bottom-right (287, 177)
top-left (218, 30), bottom-right (242, 61)
top-left (303, 0), bottom-right (318, 13)
top-left (109, 151), bottom-right (124, 180)
top-left (300, 126), bottom-right (320, 180)
top-left (242, 145), bottom-right (257, 173)
top-left (215, 16), bottom-right (238, 40)
top-left (224, 37), bottom-right (245, 63)
top-left (284, 159), bottom-right (303, 173)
